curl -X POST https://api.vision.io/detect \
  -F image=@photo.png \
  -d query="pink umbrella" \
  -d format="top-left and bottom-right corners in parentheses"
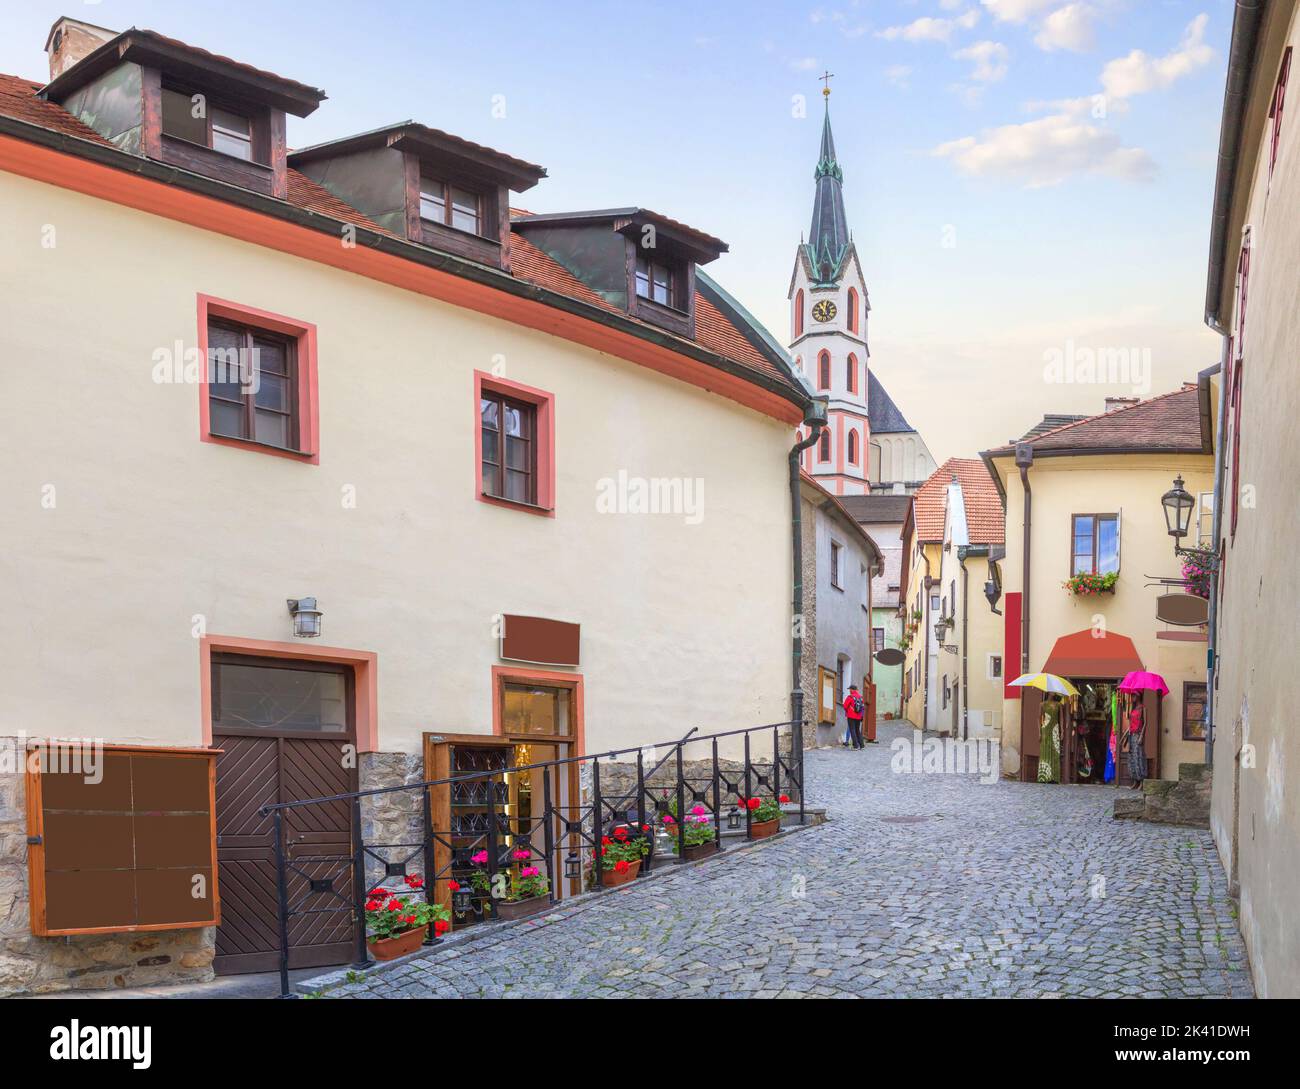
top-left (1119, 671), bottom-right (1169, 697)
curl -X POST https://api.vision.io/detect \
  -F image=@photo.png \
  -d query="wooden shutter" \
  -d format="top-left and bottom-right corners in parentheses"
top-left (27, 745), bottom-right (220, 936)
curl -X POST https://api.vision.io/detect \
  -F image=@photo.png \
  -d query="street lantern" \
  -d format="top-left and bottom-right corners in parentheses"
top-left (452, 883), bottom-right (473, 915)
top-left (727, 807), bottom-right (742, 830)
top-left (286, 597), bottom-right (322, 638)
top-left (563, 852), bottom-right (580, 880)
top-left (1161, 475), bottom-right (1195, 540)
top-left (1160, 474), bottom-right (1219, 574)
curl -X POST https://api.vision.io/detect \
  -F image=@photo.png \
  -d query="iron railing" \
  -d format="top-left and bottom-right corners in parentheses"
top-left (260, 719), bottom-right (806, 997)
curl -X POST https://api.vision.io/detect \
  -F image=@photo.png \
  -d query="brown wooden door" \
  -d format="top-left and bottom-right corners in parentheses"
top-left (212, 656), bottom-right (358, 975)
top-left (1019, 689), bottom-right (1043, 781)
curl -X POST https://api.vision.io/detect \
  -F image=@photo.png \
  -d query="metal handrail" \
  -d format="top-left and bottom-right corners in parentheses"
top-left (264, 717), bottom-right (807, 997)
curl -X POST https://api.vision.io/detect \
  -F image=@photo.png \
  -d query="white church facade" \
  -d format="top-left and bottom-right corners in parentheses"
top-left (792, 95), bottom-right (935, 496)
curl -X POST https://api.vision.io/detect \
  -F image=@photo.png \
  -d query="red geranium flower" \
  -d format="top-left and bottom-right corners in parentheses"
top-left (434, 919), bottom-right (450, 936)
top-left (601, 836), bottom-right (611, 845)
top-left (779, 794), bottom-right (790, 803)
top-left (747, 798), bottom-right (761, 810)
top-left (368, 887), bottom-right (386, 898)
top-left (386, 898), bottom-right (404, 911)
top-left (365, 899), bottom-right (381, 912)
top-left (614, 859), bottom-right (629, 873)
top-left (447, 880), bottom-right (460, 892)
top-left (735, 797), bottom-right (746, 807)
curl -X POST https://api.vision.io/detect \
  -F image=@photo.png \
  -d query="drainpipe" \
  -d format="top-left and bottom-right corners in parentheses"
top-left (1205, 340), bottom-right (1231, 765)
top-left (958, 548), bottom-right (971, 741)
top-left (920, 553), bottom-right (933, 732)
top-left (1015, 444), bottom-right (1034, 676)
top-left (790, 399), bottom-right (829, 734)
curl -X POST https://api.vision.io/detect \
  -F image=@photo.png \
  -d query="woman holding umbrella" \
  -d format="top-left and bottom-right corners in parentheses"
top-left (1118, 671), bottom-right (1169, 789)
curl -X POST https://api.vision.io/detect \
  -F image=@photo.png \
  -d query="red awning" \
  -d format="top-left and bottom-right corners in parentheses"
top-left (1042, 629), bottom-right (1144, 679)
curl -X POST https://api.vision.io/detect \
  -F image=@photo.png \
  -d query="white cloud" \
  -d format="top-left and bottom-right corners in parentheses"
top-left (1100, 14), bottom-right (1214, 99)
top-left (955, 40), bottom-right (1010, 82)
top-left (1102, 14), bottom-right (1211, 100)
top-left (789, 56), bottom-right (820, 72)
top-left (933, 113), bottom-right (1155, 187)
top-left (877, 10), bottom-right (980, 43)
top-left (885, 64), bottom-right (913, 90)
top-left (981, 0), bottom-right (1054, 23)
top-left (1035, 4), bottom-right (1097, 52)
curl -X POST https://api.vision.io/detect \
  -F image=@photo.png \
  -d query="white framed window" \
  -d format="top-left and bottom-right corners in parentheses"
top-left (1197, 492), bottom-right (1214, 548)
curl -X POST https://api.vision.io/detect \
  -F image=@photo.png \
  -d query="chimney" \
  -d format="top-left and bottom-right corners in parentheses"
top-left (1104, 396), bottom-right (1140, 413)
top-left (44, 17), bottom-right (117, 82)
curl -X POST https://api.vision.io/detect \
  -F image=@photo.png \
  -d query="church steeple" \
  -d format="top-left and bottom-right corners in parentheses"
top-left (806, 85), bottom-right (850, 286)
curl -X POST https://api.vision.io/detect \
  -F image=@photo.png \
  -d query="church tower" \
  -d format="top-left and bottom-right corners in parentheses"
top-left (790, 85), bottom-right (870, 496)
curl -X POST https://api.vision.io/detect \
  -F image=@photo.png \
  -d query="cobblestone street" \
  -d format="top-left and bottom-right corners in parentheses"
top-left (321, 722), bottom-right (1253, 999)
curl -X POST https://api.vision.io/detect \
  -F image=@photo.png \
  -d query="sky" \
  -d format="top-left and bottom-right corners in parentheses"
top-left (3, 1), bottom-right (1232, 461)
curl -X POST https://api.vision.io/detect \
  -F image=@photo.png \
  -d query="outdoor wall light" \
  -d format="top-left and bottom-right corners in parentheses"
top-left (286, 597), bottom-right (322, 638)
top-left (1160, 475), bottom-right (1219, 571)
top-left (1161, 475), bottom-right (1195, 540)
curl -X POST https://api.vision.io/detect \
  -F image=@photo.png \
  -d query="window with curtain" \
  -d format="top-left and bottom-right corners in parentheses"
top-left (480, 393), bottom-right (537, 504)
top-left (207, 319), bottom-right (298, 450)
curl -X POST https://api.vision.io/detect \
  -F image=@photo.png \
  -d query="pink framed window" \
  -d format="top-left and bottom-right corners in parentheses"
top-left (847, 287), bottom-right (859, 334)
top-left (847, 352), bottom-right (858, 395)
top-left (1269, 47), bottom-right (1292, 179)
top-left (847, 429), bottom-right (859, 466)
top-left (475, 371), bottom-right (555, 516)
top-left (818, 429), bottom-right (831, 463)
top-left (794, 290), bottom-right (804, 338)
top-left (197, 295), bottom-right (319, 464)
top-left (818, 350), bottom-right (831, 391)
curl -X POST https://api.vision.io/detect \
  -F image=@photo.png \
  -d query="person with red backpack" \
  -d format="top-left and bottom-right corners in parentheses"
top-left (843, 683), bottom-right (865, 749)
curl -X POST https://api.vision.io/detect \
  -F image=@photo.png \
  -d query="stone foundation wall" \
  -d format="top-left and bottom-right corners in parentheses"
top-left (358, 750), bottom-right (427, 888)
top-left (0, 737), bottom-right (215, 997)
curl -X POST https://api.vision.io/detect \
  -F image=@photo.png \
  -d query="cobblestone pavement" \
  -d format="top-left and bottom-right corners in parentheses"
top-left (321, 722), bottom-right (1253, 999)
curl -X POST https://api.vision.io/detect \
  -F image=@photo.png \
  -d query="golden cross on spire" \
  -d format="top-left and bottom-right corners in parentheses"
top-left (820, 70), bottom-right (834, 97)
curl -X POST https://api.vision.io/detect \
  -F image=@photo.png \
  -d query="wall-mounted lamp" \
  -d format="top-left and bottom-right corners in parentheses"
top-left (1160, 476), bottom-right (1219, 572)
top-left (287, 597), bottom-right (323, 638)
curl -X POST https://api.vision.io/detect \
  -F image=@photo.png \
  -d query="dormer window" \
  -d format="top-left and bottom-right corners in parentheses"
top-left (44, 28), bottom-right (326, 204)
top-left (635, 255), bottom-right (675, 307)
top-left (420, 177), bottom-right (481, 236)
top-left (161, 87), bottom-right (256, 162)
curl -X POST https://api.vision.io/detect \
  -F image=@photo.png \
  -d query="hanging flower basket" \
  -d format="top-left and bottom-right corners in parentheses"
top-left (1063, 571), bottom-right (1117, 597)
top-left (1181, 559), bottom-right (1211, 599)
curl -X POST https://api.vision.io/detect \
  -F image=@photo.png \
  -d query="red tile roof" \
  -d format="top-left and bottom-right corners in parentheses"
top-left (985, 386), bottom-right (1206, 456)
top-left (0, 71), bottom-right (797, 398)
top-left (914, 457), bottom-right (1004, 545)
top-left (0, 72), bottom-right (112, 144)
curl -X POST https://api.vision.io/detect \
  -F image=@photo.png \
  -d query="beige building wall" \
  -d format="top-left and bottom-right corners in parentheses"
top-left (960, 562), bottom-right (1005, 742)
top-left (0, 171), bottom-right (794, 761)
top-left (1207, 0), bottom-right (1300, 999)
top-left (991, 455), bottom-right (1212, 779)
top-left (900, 538), bottom-right (940, 728)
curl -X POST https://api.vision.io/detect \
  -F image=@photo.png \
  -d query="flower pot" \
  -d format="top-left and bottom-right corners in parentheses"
top-left (495, 895), bottom-right (549, 922)
top-left (601, 859), bottom-right (641, 887)
top-left (680, 841), bottom-right (719, 862)
top-left (367, 924), bottom-right (428, 961)
top-left (748, 818), bottom-right (779, 840)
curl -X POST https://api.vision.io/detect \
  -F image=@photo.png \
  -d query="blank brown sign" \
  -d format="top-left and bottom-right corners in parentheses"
top-left (500, 614), bottom-right (580, 666)
top-left (27, 745), bottom-right (221, 936)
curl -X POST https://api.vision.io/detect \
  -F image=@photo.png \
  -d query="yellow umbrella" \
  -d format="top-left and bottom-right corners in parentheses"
top-left (1007, 672), bottom-right (1079, 697)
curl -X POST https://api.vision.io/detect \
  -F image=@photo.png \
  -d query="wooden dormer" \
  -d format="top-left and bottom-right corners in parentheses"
top-left (42, 24), bottom-right (325, 200)
top-left (290, 123), bottom-right (547, 270)
top-left (512, 209), bottom-right (728, 340)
